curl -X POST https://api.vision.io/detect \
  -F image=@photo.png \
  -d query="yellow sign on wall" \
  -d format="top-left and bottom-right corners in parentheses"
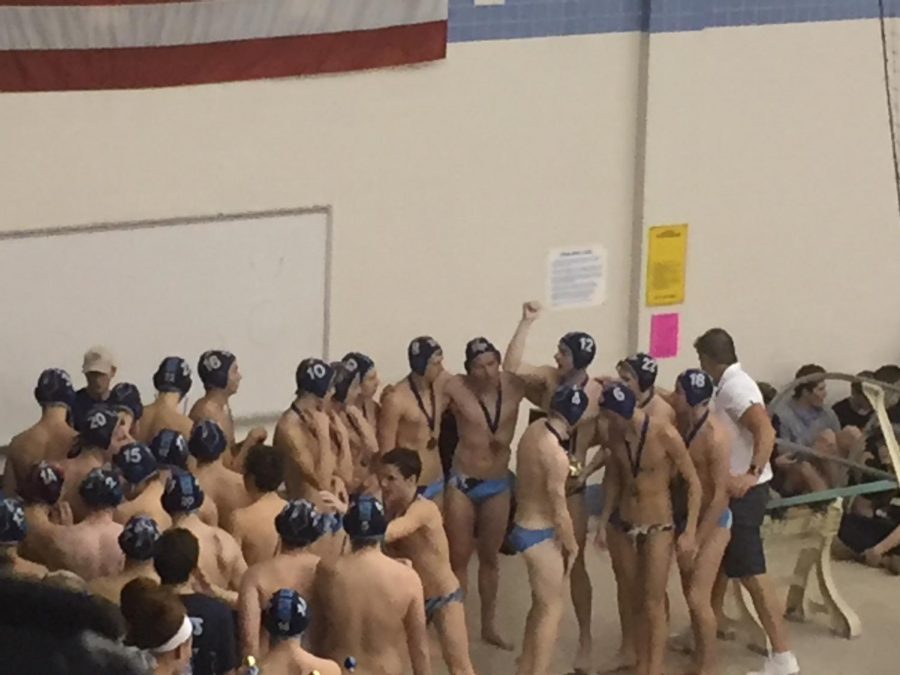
top-left (646, 224), bottom-right (688, 306)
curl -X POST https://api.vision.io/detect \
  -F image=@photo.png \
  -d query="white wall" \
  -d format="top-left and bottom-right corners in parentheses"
top-left (0, 35), bottom-right (640, 424)
top-left (637, 19), bottom-right (900, 391)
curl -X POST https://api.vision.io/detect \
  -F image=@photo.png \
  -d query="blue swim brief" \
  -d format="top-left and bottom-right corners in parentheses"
top-left (508, 524), bottom-right (556, 554)
top-left (424, 587), bottom-right (464, 623)
top-left (447, 470), bottom-right (512, 506)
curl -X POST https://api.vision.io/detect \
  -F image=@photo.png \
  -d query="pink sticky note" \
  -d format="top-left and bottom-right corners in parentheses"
top-left (650, 313), bottom-right (679, 359)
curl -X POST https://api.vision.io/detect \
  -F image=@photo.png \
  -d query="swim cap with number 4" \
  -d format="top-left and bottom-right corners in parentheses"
top-left (550, 385), bottom-right (589, 427)
top-left (677, 369), bottom-right (714, 407)
top-left (558, 332), bottom-right (596, 370)
top-left (295, 358), bottom-right (334, 399)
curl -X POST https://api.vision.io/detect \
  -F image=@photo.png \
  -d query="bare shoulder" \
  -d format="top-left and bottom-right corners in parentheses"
top-left (500, 371), bottom-right (529, 395)
top-left (410, 497), bottom-right (441, 524)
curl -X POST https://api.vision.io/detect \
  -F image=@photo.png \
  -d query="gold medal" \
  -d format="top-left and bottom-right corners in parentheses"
top-left (569, 459), bottom-right (584, 478)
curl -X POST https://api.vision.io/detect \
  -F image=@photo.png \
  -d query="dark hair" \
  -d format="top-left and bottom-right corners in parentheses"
top-left (874, 364), bottom-right (900, 384)
top-left (793, 364), bottom-right (826, 398)
top-left (153, 528), bottom-right (199, 585)
top-left (0, 577), bottom-right (144, 675)
top-left (693, 328), bottom-right (737, 366)
top-left (244, 445), bottom-right (284, 493)
top-left (349, 538), bottom-right (381, 552)
top-left (379, 448), bottom-right (422, 481)
top-left (851, 370), bottom-right (876, 396)
top-left (756, 381), bottom-right (777, 406)
top-left (120, 578), bottom-right (186, 651)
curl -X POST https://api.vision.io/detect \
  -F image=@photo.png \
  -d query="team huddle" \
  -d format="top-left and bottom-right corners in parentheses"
top-left (0, 301), bottom-right (798, 675)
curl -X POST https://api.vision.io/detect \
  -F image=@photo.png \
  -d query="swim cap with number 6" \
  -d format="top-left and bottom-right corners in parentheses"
top-left (550, 385), bottom-right (589, 427)
top-left (600, 383), bottom-right (637, 420)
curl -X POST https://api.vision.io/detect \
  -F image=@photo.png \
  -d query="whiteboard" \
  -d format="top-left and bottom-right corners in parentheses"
top-left (0, 209), bottom-right (330, 443)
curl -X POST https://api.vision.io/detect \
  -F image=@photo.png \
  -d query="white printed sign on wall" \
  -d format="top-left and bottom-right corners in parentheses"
top-left (547, 244), bottom-right (607, 309)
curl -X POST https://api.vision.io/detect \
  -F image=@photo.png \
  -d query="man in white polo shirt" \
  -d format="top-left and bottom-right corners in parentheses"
top-left (694, 328), bottom-right (799, 675)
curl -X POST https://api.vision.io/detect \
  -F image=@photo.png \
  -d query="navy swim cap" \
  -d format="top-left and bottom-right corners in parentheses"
top-left (108, 383), bottom-right (143, 421)
top-left (343, 495), bottom-right (388, 541)
top-left (600, 383), bottom-right (637, 420)
top-left (275, 500), bottom-right (323, 548)
top-left (34, 368), bottom-right (75, 409)
top-left (295, 358), bottom-right (334, 399)
top-left (408, 337), bottom-right (442, 376)
top-left (464, 337), bottom-right (501, 372)
top-left (79, 468), bottom-right (124, 509)
top-left (618, 353), bottom-right (658, 392)
top-left (149, 429), bottom-right (190, 469)
top-left (189, 420), bottom-right (227, 463)
top-left (342, 352), bottom-right (375, 381)
top-left (550, 385), bottom-right (589, 427)
top-left (264, 589), bottom-right (310, 638)
top-left (198, 350), bottom-right (236, 391)
top-left (118, 515), bottom-right (161, 561)
top-left (21, 461), bottom-right (64, 505)
top-left (677, 369), bottom-right (714, 407)
top-left (0, 498), bottom-right (26, 544)
top-left (162, 470), bottom-right (205, 514)
top-left (153, 357), bottom-right (193, 397)
top-left (331, 363), bottom-right (355, 404)
top-left (558, 332), bottom-right (596, 370)
top-left (79, 405), bottom-right (120, 451)
top-left (114, 442), bottom-right (158, 485)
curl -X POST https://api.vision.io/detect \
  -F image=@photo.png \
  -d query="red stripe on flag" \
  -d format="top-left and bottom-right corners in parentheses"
top-left (0, 21), bottom-right (447, 92)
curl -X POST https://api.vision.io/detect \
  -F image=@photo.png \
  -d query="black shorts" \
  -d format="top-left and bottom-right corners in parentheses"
top-left (723, 482), bottom-right (770, 579)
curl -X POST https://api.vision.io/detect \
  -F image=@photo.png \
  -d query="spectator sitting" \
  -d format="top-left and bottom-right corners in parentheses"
top-left (775, 364), bottom-right (862, 489)
top-left (832, 371), bottom-right (876, 430)
top-left (833, 428), bottom-right (900, 574)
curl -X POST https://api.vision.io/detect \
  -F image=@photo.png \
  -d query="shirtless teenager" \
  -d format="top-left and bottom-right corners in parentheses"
top-left (27, 468), bottom-right (126, 581)
top-left (259, 589), bottom-right (341, 675)
top-left (90, 515), bottom-right (161, 604)
top-left (63, 405), bottom-right (129, 522)
top-left (617, 353), bottom-right (677, 424)
top-left (442, 337), bottom-right (527, 651)
top-left (149, 429), bottom-right (218, 527)
top-left (670, 370), bottom-right (732, 675)
top-left (239, 500), bottom-right (323, 661)
top-left (311, 495), bottom-right (431, 675)
top-left (108, 382), bottom-right (144, 442)
top-left (379, 337), bottom-right (448, 503)
top-left (595, 383), bottom-right (701, 675)
top-left (17, 460), bottom-right (65, 564)
top-left (503, 301), bottom-right (603, 671)
top-left (113, 442), bottom-right (172, 530)
top-left (161, 469), bottom-right (247, 592)
top-left (511, 385), bottom-right (587, 675)
top-left (3, 368), bottom-right (77, 496)
top-left (0, 497), bottom-right (48, 580)
top-left (379, 448), bottom-right (476, 675)
top-left (229, 444), bottom-right (288, 565)
top-left (274, 358), bottom-right (352, 506)
top-left (189, 420), bottom-right (249, 527)
top-left (190, 350), bottom-right (268, 471)
top-left (138, 357), bottom-right (195, 443)
top-left (331, 355), bottom-right (381, 496)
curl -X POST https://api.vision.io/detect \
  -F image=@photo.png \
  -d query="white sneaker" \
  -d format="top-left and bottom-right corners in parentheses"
top-left (747, 651), bottom-right (800, 675)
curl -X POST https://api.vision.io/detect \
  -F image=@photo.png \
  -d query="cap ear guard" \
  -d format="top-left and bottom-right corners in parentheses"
top-left (619, 353), bottom-right (658, 392)
top-left (408, 337), bottom-right (442, 376)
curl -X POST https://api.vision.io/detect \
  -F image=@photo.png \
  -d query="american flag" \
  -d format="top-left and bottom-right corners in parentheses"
top-left (0, 0), bottom-right (449, 92)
